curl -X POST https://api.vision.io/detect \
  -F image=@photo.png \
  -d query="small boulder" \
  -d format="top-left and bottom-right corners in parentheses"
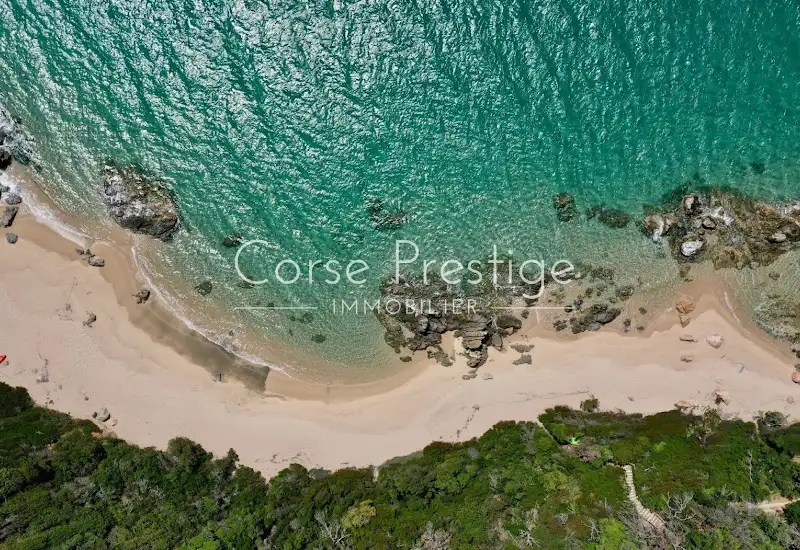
top-left (512, 354), bottom-right (532, 365)
top-left (462, 373), bottom-right (477, 381)
top-left (680, 355), bottom-right (694, 363)
top-left (701, 217), bottom-right (716, 230)
top-left (134, 289), bottom-right (151, 304)
top-left (399, 355), bottom-right (412, 363)
top-left (222, 234), bottom-right (243, 248)
top-left (769, 271), bottom-right (780, 280)
top-left (682, 194), bottom-right (701, 216)
top-left (5, 232), bottom-right (17, 244)
top-left (792, 371), bottom-right (800, 384)
top-left (679, 334), bottom-right (696, 342)
top-left (0, 206), bottom-right (18, 228)
top-left (676, 297), bottom-right (696, 315)
top-left (679, 315), bottom-right (692, 328)
top-left (87, 256), bottom-right (105, 267)
top-left (3, 192), bottom-right (21, 205)
top-left (706, 333), bottom-right (724, 349)
top-left (680, 239), bottom-right (704, 258)
top-left (482, 373), bottom-right (493, 380)
top-left (95, 408), bottom-right (111, 422)
top-left (510, 343), bottom-right (534, 353)
top-left (196, 280), bottom-right (213, 296)
top-left (491, 332), bottom-right (503, 350)
top-left (83, 312), bottom-right (97, 327)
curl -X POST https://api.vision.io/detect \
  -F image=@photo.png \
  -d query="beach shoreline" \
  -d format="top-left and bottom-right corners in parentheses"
top-left (3, 189), bottom-right (800, 477)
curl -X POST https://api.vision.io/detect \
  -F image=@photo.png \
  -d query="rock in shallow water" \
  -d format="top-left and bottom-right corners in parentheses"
top-left (195, 280), bottom-right (213, 296)
top-left (102, 164), bottom-right (181, 241)
top-left (553, 193), bottom-right (577, 222)
top-left (5, 232), bottom-right (17, 244)
top-left (3, 192), bottom-right (21, 205)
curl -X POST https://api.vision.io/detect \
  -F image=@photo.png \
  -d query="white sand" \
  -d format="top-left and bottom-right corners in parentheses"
top-left (2, 212), bottom-right (800, 477)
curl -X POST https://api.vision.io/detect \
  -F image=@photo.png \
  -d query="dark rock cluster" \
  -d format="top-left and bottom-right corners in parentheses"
top-left (375, 270), bottom-right (533, 371)
top-left (642, 186), bottom-right (800, 269)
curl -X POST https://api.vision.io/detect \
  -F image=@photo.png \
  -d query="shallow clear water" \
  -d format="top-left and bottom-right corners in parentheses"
top-left (2, 0), bottom-right (800, 373)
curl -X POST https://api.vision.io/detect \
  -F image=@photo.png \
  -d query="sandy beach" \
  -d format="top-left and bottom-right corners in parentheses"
top-left (2, 196), bottom-right (800, 478)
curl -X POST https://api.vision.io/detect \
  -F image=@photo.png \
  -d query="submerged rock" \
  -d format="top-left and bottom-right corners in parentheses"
top-left (587, 205), bottom-right (631, 229)
top-left (195, 280), bottom-right (213, 296)
top-left (0, 149), bottom-right (11, 170)
top-left (553, 193), bottom-right (578, 222)
top-left (222, 234), bottom-right (243, 248)
top-left (366, 198), bottom-right (406, 230)
top-left (102, 164), bottom-right (181, 241)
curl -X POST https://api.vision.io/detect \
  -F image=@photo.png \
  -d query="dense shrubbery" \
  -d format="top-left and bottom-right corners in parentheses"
top-left (1, 381), bottom-right (799, 549)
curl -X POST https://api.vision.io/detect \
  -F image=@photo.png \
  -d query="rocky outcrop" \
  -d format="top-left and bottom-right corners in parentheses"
top-left (644, 186), bottom-right (800, 268)
top-left (375, 271), bottom-right (531, 372)
top-left (642, 213), bottom-right (676, 241)
top-left (0, 109), bottom-right (35, 168)
top-left (102, 164), bottom-right (181, 241)
top-left (569, 303), bottom-right (622, 333)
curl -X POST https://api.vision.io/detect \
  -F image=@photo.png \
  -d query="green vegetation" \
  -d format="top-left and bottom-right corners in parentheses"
top-left (1, 382), bottom-right (799, 549)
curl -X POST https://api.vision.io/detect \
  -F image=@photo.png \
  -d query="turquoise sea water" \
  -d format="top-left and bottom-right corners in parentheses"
top-left (2, 0), bottom-right (800, 376)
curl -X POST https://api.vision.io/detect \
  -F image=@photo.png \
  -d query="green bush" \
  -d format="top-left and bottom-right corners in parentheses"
top-left (0, 382), bottom-right (799, 549)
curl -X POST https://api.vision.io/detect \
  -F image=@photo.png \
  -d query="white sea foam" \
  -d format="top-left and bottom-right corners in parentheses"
top-left (1, 170), bottom-right (89, 247)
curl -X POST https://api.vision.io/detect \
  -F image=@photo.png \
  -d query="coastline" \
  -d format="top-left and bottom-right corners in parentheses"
top-left (2, 195), bottom-right (800, 477)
